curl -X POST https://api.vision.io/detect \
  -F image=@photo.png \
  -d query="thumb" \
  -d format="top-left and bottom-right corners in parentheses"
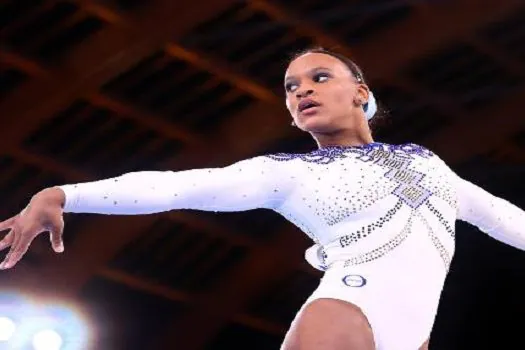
top-left (49, 217), bottom-right (65, 253)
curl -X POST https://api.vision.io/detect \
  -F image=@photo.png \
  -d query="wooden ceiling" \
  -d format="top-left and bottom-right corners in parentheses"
top-left (0, 0), bottom-right (524, 349)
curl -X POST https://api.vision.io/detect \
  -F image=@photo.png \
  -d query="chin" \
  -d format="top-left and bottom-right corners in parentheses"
top-left (298, 115), bottom-right (336, 133)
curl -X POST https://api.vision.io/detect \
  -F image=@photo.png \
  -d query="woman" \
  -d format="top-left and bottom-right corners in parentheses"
top-left (0, 48), bottom-right (523, 350)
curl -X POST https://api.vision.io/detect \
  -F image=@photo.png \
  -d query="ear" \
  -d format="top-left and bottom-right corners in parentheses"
top-left (354, 84), bottom-right (370, 106)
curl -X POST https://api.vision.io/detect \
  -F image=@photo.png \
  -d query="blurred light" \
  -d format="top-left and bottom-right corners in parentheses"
top-left (32, 329), bottom-right (63, 350)
top-left (0, 316), bottom-right (16, 341)
top-left (0, 292), bottom-right (91, 349)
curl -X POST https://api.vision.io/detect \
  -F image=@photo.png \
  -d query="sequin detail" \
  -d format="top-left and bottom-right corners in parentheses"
top-left (426, 201), bottom-right (455, 238)
top-left (325, 180), bottom-right (395, 226)
top-left (343, 213), bottom-right (414, 267)
top-left (266, 143), bottom-right (433, 165)
top-left (269, 143), bottom-right (434, 210)
top-left (417, 212), bottom-right (451, 269)
top-left (339, 200), bottom-right (403, 248)
top-left (424, 169), bottom-right (458, 209)
top-left (357, 146), bottom-right (433, 209)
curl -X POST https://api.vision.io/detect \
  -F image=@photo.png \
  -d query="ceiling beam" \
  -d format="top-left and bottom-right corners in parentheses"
top-left (249, 0), bottom-right (522, 101)
top-left (1, 51), bottom-right (198, 146)
top-left (152, 226), bottom-right (310, 349)
top-left (356, 0), bottom-right (523, 79)
top-left (425, 90), bottom-right (525, 165)
top-left (87, 93), bottom-right (199, 145)
top-left (0, 0), bottom-right (256, 298)
top-left (97, 267), bottom-right (287, 336)
top-left (0, 0), bottom-right (240, 147)
top-left (165, 44), bottom-right (279, 104)
top-left (467, 37), bottom-right (525, 78)
top-left (0, 49), bottom-right (49, 78)
top-left (77, 0), bottom-right (279, 102)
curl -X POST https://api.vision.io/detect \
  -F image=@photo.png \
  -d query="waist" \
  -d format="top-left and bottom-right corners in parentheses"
top-left (307, 216), bottom-right (437, 270)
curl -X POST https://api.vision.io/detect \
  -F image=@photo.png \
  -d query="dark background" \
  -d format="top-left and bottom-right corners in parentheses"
top-left (0, 0), bottom-right (524, 349)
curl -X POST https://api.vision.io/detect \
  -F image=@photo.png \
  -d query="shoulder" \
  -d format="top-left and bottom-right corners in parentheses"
top-left (381, 143), bottom-right (435, 158)
top-left (263, 147), bottom-right (360, 165)
top-left (390, 143), bottom-right (455, 174)
top-left (225, 154), bottom-right (298, 173)
top-left (255, 142), bottom-right (436, 165)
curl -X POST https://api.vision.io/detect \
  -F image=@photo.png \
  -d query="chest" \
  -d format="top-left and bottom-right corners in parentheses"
top-left (287, 145), bottom-right (450, 217)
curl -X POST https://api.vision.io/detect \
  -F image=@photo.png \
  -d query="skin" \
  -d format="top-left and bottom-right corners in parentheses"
top-left (284, 52), bottom-right (374, 148)
top-left (0, 52), bottom-right (431, 349)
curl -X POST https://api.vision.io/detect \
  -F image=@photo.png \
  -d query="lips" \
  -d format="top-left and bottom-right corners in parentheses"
top-left (298, 99), bottom-right (321, 113)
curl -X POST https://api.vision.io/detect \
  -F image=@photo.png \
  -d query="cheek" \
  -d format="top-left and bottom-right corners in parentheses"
top-left (285, 97), bottom-right (295, 114)
top-left (329, 88), bottom-right (353, 111)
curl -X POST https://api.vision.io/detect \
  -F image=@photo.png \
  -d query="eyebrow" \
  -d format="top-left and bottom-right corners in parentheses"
top-left (285, 66), bottom-right (332, 82)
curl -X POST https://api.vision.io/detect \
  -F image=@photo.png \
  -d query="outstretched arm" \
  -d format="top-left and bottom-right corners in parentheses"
top-left (455, 175), bottom-right (525, 250)
top-left (0, 156), bottom-right (291, 269)
top-left (59, 156), bottom-right (290, 214)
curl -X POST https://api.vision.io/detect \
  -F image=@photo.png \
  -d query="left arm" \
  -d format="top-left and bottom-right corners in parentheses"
top-left (454, 173), bottom-right (525, 250)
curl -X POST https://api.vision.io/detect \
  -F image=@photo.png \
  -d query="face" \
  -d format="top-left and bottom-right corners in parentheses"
top-left (284, 52), bottom-right (369, 134)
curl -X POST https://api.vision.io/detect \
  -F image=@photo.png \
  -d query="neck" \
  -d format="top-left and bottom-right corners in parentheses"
top-left (313, 125), bottom-right (374, 149)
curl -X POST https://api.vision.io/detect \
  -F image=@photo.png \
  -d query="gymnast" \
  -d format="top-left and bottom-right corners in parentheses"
top-left (1, 48), bottom-right (524, 349)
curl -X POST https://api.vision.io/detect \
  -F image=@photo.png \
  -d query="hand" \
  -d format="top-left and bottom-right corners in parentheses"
top-left (0, 187), bottom-right (66, 269)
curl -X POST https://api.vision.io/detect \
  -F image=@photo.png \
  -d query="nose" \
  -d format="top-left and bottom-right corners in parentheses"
top-left (296, 88), bottom-right (314, 99)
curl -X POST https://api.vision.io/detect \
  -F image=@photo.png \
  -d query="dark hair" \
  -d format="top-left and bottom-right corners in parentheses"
top-left (289, 47), bottom-right (389, 131)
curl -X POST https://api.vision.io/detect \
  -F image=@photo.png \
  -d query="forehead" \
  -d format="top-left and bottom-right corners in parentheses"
top-left (285, 52), bottom-right (350, 78)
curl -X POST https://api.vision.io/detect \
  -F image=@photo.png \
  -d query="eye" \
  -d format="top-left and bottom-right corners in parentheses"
top-left (313, 72), bottom-right (330, 83)
top-left (285, 82), bottom-right (298, 93)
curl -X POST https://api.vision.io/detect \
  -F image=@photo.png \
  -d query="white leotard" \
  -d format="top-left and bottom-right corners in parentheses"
top-left (59, 142), bottom-right (525, 349)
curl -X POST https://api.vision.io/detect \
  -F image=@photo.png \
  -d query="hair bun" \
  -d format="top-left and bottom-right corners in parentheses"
top-left (363, 91), bottom-right (377, 120)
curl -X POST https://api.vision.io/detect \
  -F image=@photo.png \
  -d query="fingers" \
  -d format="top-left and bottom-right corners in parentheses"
top-left (49, 217), bottom-right (65, 253)
top-left (0, 230), bottom-right (14, 252)
top-left (0, 227), bottom-right (38, 270)
top-left (0, 216), bottom-right (15, 232)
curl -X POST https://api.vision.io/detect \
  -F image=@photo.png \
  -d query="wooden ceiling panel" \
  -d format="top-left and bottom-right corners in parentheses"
top-left (97, 0), bottom-right (147, 12)
top-left (479, 6), bottom-right (525, 63)
top-left (199, 208), bottom-right (287, 242)
top-left (0, 1), bottom-right (49, 38)
top-left (181, 3), bottom-right (313, 89)
top-left (79, 275), bottom-right (189, 350)
top-left (94, 268), bottom-right (288, 337)
top-left (405, 42), bottom-right (524, 110)
top-left (247, 269), bottom-right (320, 325)
top-left (0, 67), bottom-right (28, 101)
top-left (108, 217), bottom-right (250, 293)
top-left (101, 49), bottom-right (261, 132)
top-left (3, 1), bottom-right (106, 64)
top-left (278, 0), bottom-right (413, 44)
top-left (21, 100), bottom-right (185, 176)
top-left (0, 0), bottom-right (239, 146)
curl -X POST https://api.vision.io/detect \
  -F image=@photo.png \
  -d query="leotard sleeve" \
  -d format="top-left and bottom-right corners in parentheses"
top-left (454, 174), bottom-right (525, 250)
top-left (59, 156), bottom-right (290, 215)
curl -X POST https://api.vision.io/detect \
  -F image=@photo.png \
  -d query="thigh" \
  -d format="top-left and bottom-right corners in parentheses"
top-left (281, 298), bottom-right (375, 350)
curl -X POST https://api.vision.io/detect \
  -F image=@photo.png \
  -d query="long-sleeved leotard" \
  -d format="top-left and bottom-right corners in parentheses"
top-left (60, 143), bottom-right (525, 271)
top-left (58, 142), bottom-right (525, 350)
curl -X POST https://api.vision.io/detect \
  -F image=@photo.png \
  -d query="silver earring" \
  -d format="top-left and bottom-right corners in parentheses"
top-left (291, 121), bottom-right (296, 127)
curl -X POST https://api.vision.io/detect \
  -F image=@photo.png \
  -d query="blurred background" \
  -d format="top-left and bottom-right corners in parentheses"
top-left (0, 0), bottom-right (524, 349)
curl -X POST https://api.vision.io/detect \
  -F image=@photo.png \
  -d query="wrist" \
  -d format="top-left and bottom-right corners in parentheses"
top-left (34, 187), bottom-right (66, 208)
